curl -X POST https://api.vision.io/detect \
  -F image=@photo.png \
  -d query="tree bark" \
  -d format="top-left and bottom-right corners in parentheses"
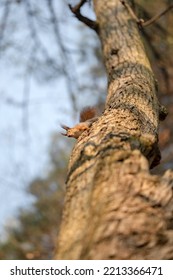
top-left (55, 0), bottom-right (173, 260)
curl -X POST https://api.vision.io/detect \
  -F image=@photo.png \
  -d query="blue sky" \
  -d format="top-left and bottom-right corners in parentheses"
top-left (0, 64), bottom-right (71, 234)
top-left (0, 0), bottom-right (105, 236)
top-left (0, 0), bottom-right (76, 234)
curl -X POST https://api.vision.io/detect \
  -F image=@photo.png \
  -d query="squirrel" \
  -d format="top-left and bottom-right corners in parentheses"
top-left (61, 107), bottom-right (98, 139)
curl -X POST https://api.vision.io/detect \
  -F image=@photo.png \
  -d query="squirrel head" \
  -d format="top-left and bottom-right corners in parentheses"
top-left (61, 123), bottom-right (90, 139)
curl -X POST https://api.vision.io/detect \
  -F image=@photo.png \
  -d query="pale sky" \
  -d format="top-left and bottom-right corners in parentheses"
top-left (0, 0), bottom-right (104, 236)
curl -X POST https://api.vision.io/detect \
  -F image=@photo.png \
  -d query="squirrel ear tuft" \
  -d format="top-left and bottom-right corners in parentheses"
top-left (61, 124), bottom-right (70, 137)
top-left (61, 124), bottom-right (70, 131)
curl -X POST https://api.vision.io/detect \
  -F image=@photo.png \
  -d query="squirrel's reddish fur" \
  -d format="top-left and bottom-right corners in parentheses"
top-left (80, 106), bottom-right (97, 122)
top-left (61, 107), bottom-right (97, 139)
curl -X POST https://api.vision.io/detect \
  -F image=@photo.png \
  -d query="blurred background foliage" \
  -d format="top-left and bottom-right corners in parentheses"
top-left (0, 0), bottom-right (173, 259)
top-left (0, 135), bottom-right (67, 259)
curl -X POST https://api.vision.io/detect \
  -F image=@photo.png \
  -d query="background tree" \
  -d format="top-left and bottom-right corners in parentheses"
top-left (0, 135), bottom-right (67, 260)
top-left (55, 0), bottom-right (173, 260)
top-left (0, 0), bottom-right (105, 238)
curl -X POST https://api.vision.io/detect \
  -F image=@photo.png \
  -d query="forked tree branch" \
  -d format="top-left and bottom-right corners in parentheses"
top-left (69, 0), bottom-right (99, 33)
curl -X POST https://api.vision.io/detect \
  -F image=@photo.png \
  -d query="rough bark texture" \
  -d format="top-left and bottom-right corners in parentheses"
top-left (55, 0), bottom-right (173, 259)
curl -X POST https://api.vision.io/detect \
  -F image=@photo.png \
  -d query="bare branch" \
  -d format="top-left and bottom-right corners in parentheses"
top-left (71, 0), bottom-right (87, 11)
top-left (47, 0), bottom-right (79, 111)
top-left (143, 4), bottom-right (173, 27)
top-left (120, 0), bottom-right (173, 28)
top-left (0, 0), bottom-right (10, 47)
top-left (120, 0), bottom-right (144, 25)
top-left (136, 2), bottom-right (171, 35)
top-left (24, 0), bottom-right (60, 70)
top-left (68, 1), bottom-right (99, 34)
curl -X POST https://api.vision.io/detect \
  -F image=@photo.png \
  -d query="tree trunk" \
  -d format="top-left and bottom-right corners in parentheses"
top-left (55, 0), bottom-right (173, 260)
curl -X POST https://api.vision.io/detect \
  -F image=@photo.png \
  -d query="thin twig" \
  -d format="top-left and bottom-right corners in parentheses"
top-left (120, 0), bottom-right (173, 28)
top-left (0, 0), bottom-right (10, 46)
top-left (24, 0), bottom-right (59, 69)
top-left (69, 1), bottom-right (99, 34)
top-left (47, 0), bottom-right (79, 111)
top-left (120, 0), bottom-right (144, 25)
top-left (136, 2), bottom-right (171, 36)
top-left (143, 4), bottom-right (173, 27)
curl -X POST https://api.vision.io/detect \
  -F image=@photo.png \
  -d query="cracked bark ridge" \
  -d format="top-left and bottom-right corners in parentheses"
top-left (93, 0), bottom-right (160, 167)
